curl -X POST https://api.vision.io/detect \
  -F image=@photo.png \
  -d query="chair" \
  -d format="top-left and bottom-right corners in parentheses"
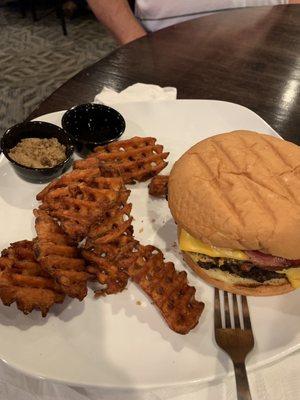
top-left (19, 0), bottom-right (67, 35)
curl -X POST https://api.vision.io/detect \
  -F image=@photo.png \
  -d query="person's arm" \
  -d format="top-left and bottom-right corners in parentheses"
top-left (87, 0), bottom-right (147, 44)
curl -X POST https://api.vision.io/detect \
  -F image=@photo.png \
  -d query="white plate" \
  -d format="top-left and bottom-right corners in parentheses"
top-left (0, 100), bottom-right (299, 389)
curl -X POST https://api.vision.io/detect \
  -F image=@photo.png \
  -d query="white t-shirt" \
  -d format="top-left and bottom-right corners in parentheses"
top-left (135, 0), bottom-right (288, 31)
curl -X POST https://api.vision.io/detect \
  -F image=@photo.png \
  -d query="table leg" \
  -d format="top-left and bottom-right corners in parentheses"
top-left (56, 0), bottom-right (67, 36)
top-left (19, 0), bottom-right (27, 17)
top-left (29, 0), bottom-right (37, 21)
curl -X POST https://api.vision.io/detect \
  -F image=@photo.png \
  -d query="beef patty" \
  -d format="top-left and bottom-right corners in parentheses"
top-left (195, 255), bottom-right (283, 283)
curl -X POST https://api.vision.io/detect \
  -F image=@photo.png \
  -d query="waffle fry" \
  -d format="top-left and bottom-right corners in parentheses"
top-left (82, 236), bottom-right (138, 296)
top-left (34, 210), bottom-right (90, 300)
top-left (82, 193), bottom-right (137, 295)
top-left (73, 137), bottom-right (169, 184)
top-left (0, 240), bottom-right (65, 316)
top-left (36, 168), bottom-right (101, 201)
top-left (39, 178), bottom-right (129, 242)
top-left (82, 234), bottom-right (139, 296)
top-left (87, 202), bottom-right (133, 245)
top-left (148, 175), bottom-right (169, 198)
top-left (124, 245), bottom-right (204, 334)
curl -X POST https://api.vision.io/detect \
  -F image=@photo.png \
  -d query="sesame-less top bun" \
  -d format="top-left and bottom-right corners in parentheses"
top-left (168, 131), bottom-right (300, 260)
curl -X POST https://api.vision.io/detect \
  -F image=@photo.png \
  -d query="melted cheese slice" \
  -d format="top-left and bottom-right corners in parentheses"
top-left (179, 229), bottom-right (248, 260)
top-left (277, 268), bottom-right (300, 288)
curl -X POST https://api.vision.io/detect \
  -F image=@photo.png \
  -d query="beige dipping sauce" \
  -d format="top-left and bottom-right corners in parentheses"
top-left (9, 137), bottom-right (66, 168)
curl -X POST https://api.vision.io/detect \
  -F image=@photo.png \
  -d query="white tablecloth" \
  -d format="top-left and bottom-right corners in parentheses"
top-left (1, 350), bottom-right (300, 399)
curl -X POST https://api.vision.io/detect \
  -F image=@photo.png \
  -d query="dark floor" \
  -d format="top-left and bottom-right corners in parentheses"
top-left (0, 1), bottom-right (117, 135)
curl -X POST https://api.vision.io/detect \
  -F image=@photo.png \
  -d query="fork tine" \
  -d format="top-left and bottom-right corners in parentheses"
top-left (232, 294), bottom-right (240, 329)
top-left (241, 295), bottom-right (252, 330)
top-left (223, 290), bottom-right (231, 328)
top-left (214, 288), bottom-right (222, 329)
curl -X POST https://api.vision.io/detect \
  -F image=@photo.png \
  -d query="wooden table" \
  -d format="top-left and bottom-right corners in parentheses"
top-left (28, 5), bottom-right (300, 143)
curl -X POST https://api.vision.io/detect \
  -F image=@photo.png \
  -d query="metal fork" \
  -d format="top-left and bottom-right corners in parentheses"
top-left (214, 289), bottom-right (254, 400)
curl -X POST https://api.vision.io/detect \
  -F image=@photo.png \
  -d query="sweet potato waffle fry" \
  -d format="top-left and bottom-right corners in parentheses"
top-left (0, 240), bottom-right (65, 316)
top-left (34, 210), bottom-right (90, 300)
top-left (82, 234), bottom-right (138, 296)
top-left (73, 137), bottom-right (169, 184)
top-left (82, 193), bottom-right (137, 295)
top-left (123, 245), bottom-right (204, 334)
top-left (36, 168), bottom-right (101, 201)
top-left (87, 202), bottom-right (133, 246)
top-left (39, 177), bottom-right (129, 242)
top-left (148, 175), bottom-right (169, 198)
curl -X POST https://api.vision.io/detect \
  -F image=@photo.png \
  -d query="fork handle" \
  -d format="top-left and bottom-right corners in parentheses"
top-left (233, 362), bottom-right (252, 400)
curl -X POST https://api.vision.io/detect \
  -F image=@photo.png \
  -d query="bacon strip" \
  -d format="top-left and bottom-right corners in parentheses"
top-left (244, 250), bottom-right (298, 270)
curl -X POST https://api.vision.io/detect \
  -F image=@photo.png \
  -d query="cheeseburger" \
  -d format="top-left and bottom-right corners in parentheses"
top-left (168, 130), bottom-right (300, 296)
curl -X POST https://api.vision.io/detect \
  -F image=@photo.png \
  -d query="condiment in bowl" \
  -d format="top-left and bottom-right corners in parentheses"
top-left (1, 121), bottom-right (74, 183)
top-left (61, 103), bottom-right (126, 157)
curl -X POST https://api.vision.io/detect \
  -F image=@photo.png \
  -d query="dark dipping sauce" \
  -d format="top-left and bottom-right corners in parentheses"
top-left (62, 103), bottom-right (126, 157)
